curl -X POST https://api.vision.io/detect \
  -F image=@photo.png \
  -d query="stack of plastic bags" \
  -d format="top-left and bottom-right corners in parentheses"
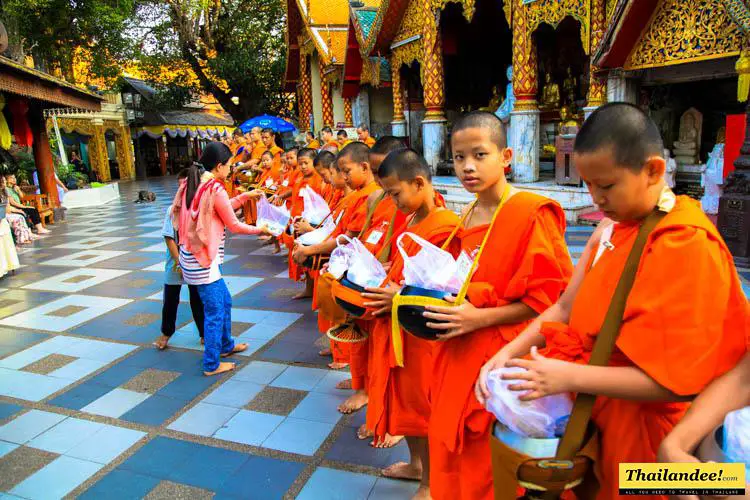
top-left (300, 186), bottom-right (331, 226)
top-left (328, 235), bottom-right (387, 287)
top-left (296, 216), bottom-right (337, 246)
top-left (256, 196), bottom-right (291, 237)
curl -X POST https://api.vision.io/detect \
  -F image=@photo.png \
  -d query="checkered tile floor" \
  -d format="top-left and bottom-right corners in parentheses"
top-left (0, 178), bottom-right (748, 499)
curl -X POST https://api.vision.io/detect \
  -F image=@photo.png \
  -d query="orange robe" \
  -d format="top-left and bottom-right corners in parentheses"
top-left (364, 136), bottom-right (376, 148)
top-left (250, 141), bottom-right (267, 161)
top-left (429, 192), bottom-right (573, 500)
top-left (307, 140), bottom-right (321, 149)
top-left (287, 172), bottom-right (325, 282)
top-left (325, 140), bottom-right (340, 150)
top-left (366, 208), bottom-right (460, 440)
top-left (315, 182), bottom-right (380, 363)
top-left (541, 196), bottom-right (749, 500)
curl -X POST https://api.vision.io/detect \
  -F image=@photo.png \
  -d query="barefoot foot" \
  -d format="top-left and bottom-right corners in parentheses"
top-left (292, 291), bottom-right (312, 300)
top-left (152, 335), bottom-right (170, 350)
top-left (204, 362), bottom-right (235, 376)
top-left (357, 424), bottom-right (373, 440)
top-left (381, 461), bottom-right (422, 481)
top-left (318, 348), bottom-right (332, 357)
top-left (371, 434), bottom-right (404, 449)
top-left (328, 362), bottom-right (349, 370)
top-left (335, 378), bottom-right (352, 390)
top-left (220, 343), bottom-right (248, 358)
top-left (412, 485), bottom-right (431, 500)
top-left (337, 390), bottom-right (368, 414)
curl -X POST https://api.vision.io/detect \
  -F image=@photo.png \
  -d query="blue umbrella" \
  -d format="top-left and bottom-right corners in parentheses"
top-left (238, 114), bottom-right (297, 133)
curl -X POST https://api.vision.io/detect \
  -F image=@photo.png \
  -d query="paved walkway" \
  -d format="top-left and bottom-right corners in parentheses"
top-left (0, 178), bottom-right (748, 499)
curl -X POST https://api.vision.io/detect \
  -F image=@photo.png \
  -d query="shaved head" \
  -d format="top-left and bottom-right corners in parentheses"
top-left (452, 111), bottom-right (507, 149)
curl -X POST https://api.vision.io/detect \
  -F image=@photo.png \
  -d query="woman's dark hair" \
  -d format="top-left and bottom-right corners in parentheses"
top-left (185, 141), bottom-right (232, 207)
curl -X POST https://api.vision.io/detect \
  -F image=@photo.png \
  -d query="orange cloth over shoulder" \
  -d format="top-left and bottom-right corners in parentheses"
top-left (307, 139), bottom-right (321, 149)
top-left (250, 141), bottom-right (267, 161)
top-left (429, 191), bottom-right (573, 500)
top-left (367, 208), bottom-right (460, 440)
top-left (364, 136), bottom-right (376, 148)
top-left (541, 196), bottom-right (749, 500)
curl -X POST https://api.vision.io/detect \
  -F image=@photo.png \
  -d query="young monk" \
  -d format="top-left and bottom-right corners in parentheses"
top-left (321, 127), bottom-right (339, 150)
top-left (424, 111), bottom-right (572, 500)
top-left (306, 131), bottom-right (321, 150)
top-left (337, 136), bottom-right (407, 425)
top-left (287, 148), bottom-right (325, 297)
top-left (337, 130), bottom-right (351, 150)
top-left (311, 151), bottom-right (341, 207)
top-left (357, 124), bottom-right (377, 148)
top-left (361, 148), bottom-right (460, 499)
top-left (476, 103), bottom-right (749, 500)
top-left (292, 142), bottom-right (380, 368)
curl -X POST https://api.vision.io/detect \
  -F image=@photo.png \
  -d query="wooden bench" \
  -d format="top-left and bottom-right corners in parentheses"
top-left (21, 193), bottom-right (54, 226)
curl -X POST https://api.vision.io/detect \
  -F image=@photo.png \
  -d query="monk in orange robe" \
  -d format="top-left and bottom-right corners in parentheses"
top-left (420, 112), bottom-right (572, 500)
top-left (477, 104), bottom-right (749, 500)
top-left (360, 148), bottom-right (460, 499)
top-left (292, 142), bottom-right (380, 369)
top-left (336, 137), bottom-right (407, 431)
top-left (286, 148), bottom-right (325, 296)
top-left (305, 131), bottom-right (321, 150)
top-left (261, 128), bottom-right (284, 173)
top-left (357, 125), bottom-right (377, 148)
top-left (321, 127), bottom-right (339, 150)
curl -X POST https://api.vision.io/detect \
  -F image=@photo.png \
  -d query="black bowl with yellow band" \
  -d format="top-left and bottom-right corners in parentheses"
top-left (331, 272), bottom-right (369, 318)
top-left (396, 285), bottom-right (451, 340)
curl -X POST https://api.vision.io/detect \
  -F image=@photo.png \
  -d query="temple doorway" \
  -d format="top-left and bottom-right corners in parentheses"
top-left (401, 61), bottom-right (424, 151)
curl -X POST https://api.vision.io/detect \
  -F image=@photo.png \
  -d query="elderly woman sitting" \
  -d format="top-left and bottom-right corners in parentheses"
top-left (5, 174), bottom-right (49, 234)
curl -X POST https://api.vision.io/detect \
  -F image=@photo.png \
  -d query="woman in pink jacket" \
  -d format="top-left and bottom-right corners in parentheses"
top-left (173, 142), bottom-right (263, 376)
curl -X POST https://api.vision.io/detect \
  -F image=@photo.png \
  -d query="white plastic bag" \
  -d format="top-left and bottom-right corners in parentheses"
top-left (397, 232), bottom-right (463, 294)
top-left (301, 186), bottom-right (331, 226)
top-left (256, 196), bottom-right (291, 237)
top-left (724, 406), bottom-right (750, 476)
top-left (485, 366), bottom-right (573, 438)
top-left (328, 235), bottom-right (387, 287)
top-left (296, 216), bottom-right (337, 246)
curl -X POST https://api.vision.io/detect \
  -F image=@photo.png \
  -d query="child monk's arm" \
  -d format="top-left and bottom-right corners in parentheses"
top-left (475, 220), bottom-right (609, 404)
top-left (658, 354), bottom-right (750, 463)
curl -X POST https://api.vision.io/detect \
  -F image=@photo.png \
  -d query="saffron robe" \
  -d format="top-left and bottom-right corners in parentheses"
top-left (429, 192), bottom-right (573, 500)
top-left (307, 139), bottom-right (321, 149)
top-left (364, 136), bottom-right (376, 148)
top-left (315, 182), bottom-right (380, 363)
top-left (287, 172), bottom-right (325, 281)
top-left (366, 209), bottom-right (461, 440)
top-left (541, 196), bottom-right (749, 500)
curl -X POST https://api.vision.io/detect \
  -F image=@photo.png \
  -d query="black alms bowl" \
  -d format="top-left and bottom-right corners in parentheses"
top-left (334, 273), bottom-right (368, 318)
top-left (397, 285), bottom-right (450, 340)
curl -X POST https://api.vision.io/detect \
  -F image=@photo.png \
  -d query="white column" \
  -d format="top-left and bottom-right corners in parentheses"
top-left (422, 117), bottom-right (447, 174)
top-left (510, 109), bottom-right (540, 183)
top-left (353, 88), bottom-right (370, 129)
top-left (607, 71), bottom-right (637, 104)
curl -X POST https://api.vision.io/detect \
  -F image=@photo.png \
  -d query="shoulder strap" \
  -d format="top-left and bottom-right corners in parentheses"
top-left (555, 210), bottom-right (666, 461)
top-left (358, 191), bottom-right (386, 238)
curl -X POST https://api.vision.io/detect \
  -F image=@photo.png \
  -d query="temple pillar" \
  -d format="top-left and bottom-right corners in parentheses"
top-left (607, 70), bottom-right (638, 104)
top-left (353, 87), bottom-right (370, 129)
top-left (391, 63), bottom-right (407, 137)
top-left (29, 104), bottom-right (59, 207)
top-left (299, 53), bottom-right (314, 132)
top-left (157, 137), bottom-right (168, 176)
top-left (421, 6), bottom-right (447, 173)
top-left (90, 119), bottom-right (111, 182)
top-left (585, 0), bottom-right (607, 119)
top-left (115, 125), bottom-right (135, 180)
top-left (320, 65), bottom-right (334, 128)
top-left (344, 97), bottom-right (353, 127)
top-left (510, 0), bottom-right (540, 183)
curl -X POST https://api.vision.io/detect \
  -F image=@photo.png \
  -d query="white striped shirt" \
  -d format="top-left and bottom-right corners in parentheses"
top-left (179, 232), bottom-right (226, 285)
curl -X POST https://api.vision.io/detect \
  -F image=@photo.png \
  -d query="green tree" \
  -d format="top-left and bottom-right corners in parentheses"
top-left (0, 0), bottom-right (139, 83)
top-left (134, 0), bottom-right (290, 122)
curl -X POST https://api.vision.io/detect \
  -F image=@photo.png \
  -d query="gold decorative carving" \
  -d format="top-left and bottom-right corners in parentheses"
top-left (89, 123), bottom-right (111, 182)
top-left (422, 5), bottom-right (445, 118)
top-left (320, 64), bottom-right (334, 127)
top-left (394, 0), bottom-right (423, 44)
top-left (433, 0), bottom-right (475, 22)
top-left (524, 0), bottom-right (590, 55)
top-left (299, 54), bottom-right (313, 131)
top-left (344, 97), bottom-right (353, 126)
top-left (512, 0), bottom-right (539, 110)
top-left (588, 0), bottom-right (607, 107)
top-left (391, 40), bottom-right (423, 74)
top-left (504, 0), bottom-right (512, 28)
top-left (625, 0), bottom-right (744, 70)
top-left (391, 63), bottom-right (405, 121)
top-left (606, 0), bottom-right (617, 23)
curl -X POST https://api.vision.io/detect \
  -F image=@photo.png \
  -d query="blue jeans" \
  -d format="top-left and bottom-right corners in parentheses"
top-left (196, 279), bottom-right (235, 372)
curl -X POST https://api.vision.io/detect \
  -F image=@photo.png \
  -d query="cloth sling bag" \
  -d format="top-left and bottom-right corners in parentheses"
top-left (390, 184), bottom-right (512, 367)
top-left (490, 209), bottom-right (666, 500)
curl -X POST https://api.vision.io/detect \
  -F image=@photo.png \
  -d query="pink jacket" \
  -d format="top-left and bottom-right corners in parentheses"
top-left (172, 178), bottom-right (260, 268)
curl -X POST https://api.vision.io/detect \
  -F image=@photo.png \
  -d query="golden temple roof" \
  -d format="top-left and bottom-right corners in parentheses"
top-left (310, 27), bottom-right (349, 66)
top-left (297, 0), bottom-right (349, 26)
top-left (295, 0), bottom-right (349, 66)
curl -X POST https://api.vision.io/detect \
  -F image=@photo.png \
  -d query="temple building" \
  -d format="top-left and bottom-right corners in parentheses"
top-left (284, 0), bottom-right (750, 221)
